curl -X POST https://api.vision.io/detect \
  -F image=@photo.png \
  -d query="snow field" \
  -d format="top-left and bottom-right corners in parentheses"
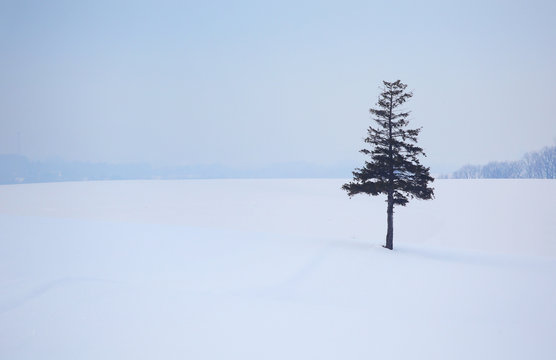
top-left (0, 179), bottom-right (555, 359)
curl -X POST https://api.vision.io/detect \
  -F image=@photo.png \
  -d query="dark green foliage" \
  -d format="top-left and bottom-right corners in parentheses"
top-left (342, 80), bottom-right (434, 249)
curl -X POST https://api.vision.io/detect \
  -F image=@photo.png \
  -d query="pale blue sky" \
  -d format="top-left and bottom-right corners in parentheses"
top-left (1, 0), bottom-right (555, 173)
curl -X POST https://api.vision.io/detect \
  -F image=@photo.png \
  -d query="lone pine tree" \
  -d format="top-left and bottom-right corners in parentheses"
top-left (342, 80), bottom-right (434, 250)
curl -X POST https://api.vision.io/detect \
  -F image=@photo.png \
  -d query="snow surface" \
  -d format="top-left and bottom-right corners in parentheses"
top-left (0, 179), bottom-right (555, 359)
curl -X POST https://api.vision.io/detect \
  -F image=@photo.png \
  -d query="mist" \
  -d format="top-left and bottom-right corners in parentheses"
top-left (2, 0), bottom-right (555, 175)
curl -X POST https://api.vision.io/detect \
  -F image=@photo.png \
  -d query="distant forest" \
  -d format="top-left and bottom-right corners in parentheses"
top-left (0, 155), bottom-right (352, 185)
top-left (449, 145), bottom-right (556, 179)
top-left (2, 145), bottom-right (555, 184)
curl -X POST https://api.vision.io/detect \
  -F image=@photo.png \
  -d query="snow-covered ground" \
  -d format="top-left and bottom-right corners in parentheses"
top-left (0, 179), bottom-right (555, 359)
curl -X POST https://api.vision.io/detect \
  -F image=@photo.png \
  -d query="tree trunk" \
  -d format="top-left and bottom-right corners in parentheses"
top-left (385, 192), bottom-right (394, 250)
top-left (385, 92), bottom-right (394, 250)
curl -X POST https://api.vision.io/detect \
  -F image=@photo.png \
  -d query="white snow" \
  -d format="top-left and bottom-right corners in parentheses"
top-left (0, 179), bottom-right (555, 359)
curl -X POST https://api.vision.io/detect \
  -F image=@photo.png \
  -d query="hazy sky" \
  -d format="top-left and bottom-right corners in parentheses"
top-left (1, 0), bottom-right (555, 172)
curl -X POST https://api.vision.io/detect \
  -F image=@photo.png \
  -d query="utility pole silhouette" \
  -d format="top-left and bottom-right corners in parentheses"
top-left (17, 132), bottom-right (21, 155)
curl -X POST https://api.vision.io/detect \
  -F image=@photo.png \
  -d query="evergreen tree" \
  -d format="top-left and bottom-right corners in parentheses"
top-left (342, 80), bottom-right (434, 250)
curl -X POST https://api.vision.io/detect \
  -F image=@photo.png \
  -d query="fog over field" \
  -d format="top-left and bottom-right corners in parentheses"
top-left (1, 1), bottom-right (556, 358)
top-left (2, 1), bottom-right (556, 173)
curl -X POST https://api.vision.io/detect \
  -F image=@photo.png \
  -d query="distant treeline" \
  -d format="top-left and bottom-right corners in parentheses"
top-left (0, 154), bottom-right (354, 184)
top-left (449, 145), bottom-right (556, 179)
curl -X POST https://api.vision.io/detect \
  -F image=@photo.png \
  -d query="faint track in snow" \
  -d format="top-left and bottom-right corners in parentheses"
top-left (0, 277), bottom-right (124, 314)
